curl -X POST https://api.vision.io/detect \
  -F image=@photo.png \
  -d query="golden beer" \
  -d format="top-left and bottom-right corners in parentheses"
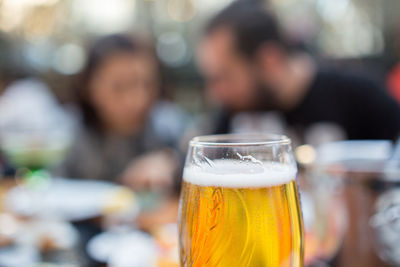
top-left (179, 161), bottom-right (303, 267)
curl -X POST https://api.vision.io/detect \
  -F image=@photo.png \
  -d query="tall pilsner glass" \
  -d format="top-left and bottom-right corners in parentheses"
top-left (179, 134), bottom-right (304, 267)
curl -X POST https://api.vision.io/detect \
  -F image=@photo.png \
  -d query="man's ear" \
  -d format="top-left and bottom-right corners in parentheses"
top-left (255, 42), bottom-right (285, 77)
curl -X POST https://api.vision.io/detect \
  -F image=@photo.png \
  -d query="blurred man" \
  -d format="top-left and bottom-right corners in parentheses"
top-left (197, 1), bottom-right (400, 141)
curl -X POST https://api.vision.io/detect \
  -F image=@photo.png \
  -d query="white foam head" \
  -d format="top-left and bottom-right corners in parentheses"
top-left (183, 159), bottom-right (296, 188)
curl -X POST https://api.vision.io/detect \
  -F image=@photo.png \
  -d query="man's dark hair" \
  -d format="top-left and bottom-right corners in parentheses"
top-left (206, 0), bottom-right (286, 58)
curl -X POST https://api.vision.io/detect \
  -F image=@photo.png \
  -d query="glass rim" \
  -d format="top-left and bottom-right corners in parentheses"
top-left (189, 133), bottom-right (291, 147)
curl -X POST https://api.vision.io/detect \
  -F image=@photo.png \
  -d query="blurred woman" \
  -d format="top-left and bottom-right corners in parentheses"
top-left (57, 34), bottom-right (179, 192)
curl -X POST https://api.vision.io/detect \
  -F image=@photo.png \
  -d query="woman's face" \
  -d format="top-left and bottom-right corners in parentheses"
top-left (89, 52), bottom-right (159, 135)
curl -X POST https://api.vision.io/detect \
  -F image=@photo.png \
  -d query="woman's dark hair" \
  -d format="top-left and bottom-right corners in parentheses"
top-left (77, 34), bottom-right (158, 130)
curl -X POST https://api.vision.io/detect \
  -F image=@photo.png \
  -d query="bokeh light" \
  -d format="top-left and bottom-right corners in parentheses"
top-left (167, 0), bottom-right (196, 23)
top-left (52, 43), bottom-right (85, 75)
top-left (156, 32), bottom-right (190, 67)
top-left (71, 0), bottom-right (135, 35)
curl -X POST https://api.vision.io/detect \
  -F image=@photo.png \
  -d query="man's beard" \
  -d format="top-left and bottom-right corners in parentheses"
top-left (251, 80), bottom-right (282, 111)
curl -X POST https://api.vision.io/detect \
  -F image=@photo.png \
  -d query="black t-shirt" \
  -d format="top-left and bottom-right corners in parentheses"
top-left (285, 70), bottom-right (400, 140)
top-left (214, 70), bottom-right (400, 141)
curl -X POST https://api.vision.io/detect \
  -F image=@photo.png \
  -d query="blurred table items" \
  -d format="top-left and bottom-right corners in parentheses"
top-left (87, 226), bottom-right (179, 267)
top-left (295, 145), bottom-right (346, 266)
top-left (14, 219), bottom-right (78, 252)
top-left (369, 138), bottom-right (400, 265)
top-left (0, 214), bottom-right (81, 266)
top-left (152, 223), bottom-right (179, 267)
top-left (0, 173), bottom-right (179, 266)
top-left (371, 188), bottom-right (400, 265)
top-left (0, 177), bottom-right (140, 266)
top-left (314, 140), bottom-right (393, 267)
top-left (0, 245), bottom-right (40, 267)
top-left (4, 178), bottom-right (138, 221)
top-left (0, 78), bottom-right (75, 185)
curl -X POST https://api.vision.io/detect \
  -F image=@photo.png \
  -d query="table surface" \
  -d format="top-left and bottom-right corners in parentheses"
top-left (0, 178), bottom-right (180, 267)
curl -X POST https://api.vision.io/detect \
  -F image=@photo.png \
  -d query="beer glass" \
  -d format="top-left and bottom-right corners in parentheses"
top-left (179, 134), bottom-right (304, 267)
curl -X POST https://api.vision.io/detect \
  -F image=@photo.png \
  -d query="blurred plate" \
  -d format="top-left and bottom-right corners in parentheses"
top-left (5, 178), bottom-right (138, 221)
top-left (87, 229), bottom-right (157, 266)
top-left (0, 245), bottom-right (40, 267)
top-left (15, 220), bottom-right (79, 251)
top-left (316, 140), bottom-right (392, 173)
